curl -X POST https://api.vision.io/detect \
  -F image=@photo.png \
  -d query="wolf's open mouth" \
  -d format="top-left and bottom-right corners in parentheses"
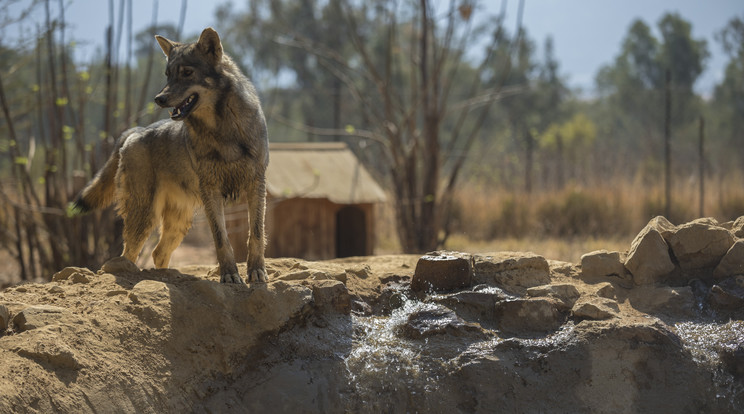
top-left (170, 93), bottom-right (198, 120)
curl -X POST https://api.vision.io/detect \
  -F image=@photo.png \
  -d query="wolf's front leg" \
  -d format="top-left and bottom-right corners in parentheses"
top-left (246, 179), bottom-right (268, 282)
top-left (202, 189), bottom-right (243, 284)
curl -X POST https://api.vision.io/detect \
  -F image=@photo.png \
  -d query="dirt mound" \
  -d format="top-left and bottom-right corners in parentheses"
top-left (1, 216), bottom-right (743, 412)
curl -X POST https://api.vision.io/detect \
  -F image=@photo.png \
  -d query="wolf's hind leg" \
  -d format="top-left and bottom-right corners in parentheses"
top-left (121, 203), bottom-right (156, 265)
top-left (153, 203), bottom-right (194, 268)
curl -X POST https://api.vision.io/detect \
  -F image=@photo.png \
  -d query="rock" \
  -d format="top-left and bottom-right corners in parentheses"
top-left (526, 283), bottom-right (580, 310)
top-left (11, 327), bottom-right (82, 370)
top-left (625, 217), bottom-right (676, 285)
top-left (628, 286), bottom-right (695, 318)
top-left (101, 256), bottom-right (140, 274)
top-left (70, 272), bottom-right (90, 284)
top-left (397, 304), bottom-right (487, 340)
top-left (473, 252), bottom-right (550, 292)
top-left (668, 218), bottom-right (734, 273)
top-left (572, 297), bottom-right (620, 320)
top-left (279, 270), bottom-right (323, 281)
top-left (707, 276), bottom-right (744, 311)
top-left (0, 304), bottom-right (8, 331)
top-left (12, 305), bottom-right (70, 332)
top-left (48, 286), bottom-right (64, 294)
top-left (432, 290), bottom-right (507, 328)
top-left (411, 251), bottom-right (473, 292)
top-left (309, 280), bottom-right (351, 314)
top-left (731, 216), bottom-right (744, 238)
top-left (495, 298), bottom-right (566, 335)
top-left (719, 345), bottom-right (744, 379)
top-left (580, 250), bottom-right (628, 280)
top-left (347, 264), bottom-right (371, 279)
top-left (594, 282), bottom-right (616, 299)
top-left (714, 240), bottom-right (744, 278)
top-left (52, 266), bottom-right (95, 282)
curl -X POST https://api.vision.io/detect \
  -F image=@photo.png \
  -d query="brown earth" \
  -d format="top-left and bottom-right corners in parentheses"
top-left (1, 216), bottom-right (744, 412)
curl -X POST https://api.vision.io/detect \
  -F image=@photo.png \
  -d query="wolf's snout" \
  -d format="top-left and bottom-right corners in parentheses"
top-left (154, 94), bottom-right (168, 107)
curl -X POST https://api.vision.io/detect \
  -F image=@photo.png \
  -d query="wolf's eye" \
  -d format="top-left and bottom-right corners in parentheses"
top-left (181, 68), bottom-right (193, 77)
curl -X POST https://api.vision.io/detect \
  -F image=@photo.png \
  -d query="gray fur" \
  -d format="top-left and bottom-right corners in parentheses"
top-left (72, 28), bottom-right (269, 283)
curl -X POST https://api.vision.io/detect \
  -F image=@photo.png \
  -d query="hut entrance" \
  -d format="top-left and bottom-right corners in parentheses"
top-left (336, 205), bottom-right (367, 257)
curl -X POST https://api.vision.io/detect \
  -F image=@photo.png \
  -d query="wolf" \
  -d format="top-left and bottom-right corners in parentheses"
top-left (72, 27), bottom-right (269, 284)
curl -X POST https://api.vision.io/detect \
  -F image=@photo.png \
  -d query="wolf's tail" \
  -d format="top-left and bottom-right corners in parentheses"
top-left (68, 129), bottom-right (134, 216)
top-left (69, 151), bottom-right (120, 216)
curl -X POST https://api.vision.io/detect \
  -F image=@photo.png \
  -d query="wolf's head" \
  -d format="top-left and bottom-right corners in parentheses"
top-left (153, 27), bottom-right (224, 121)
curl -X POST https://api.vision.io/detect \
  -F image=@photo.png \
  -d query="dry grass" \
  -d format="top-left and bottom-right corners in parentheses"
top-left (442, 234), bottom-right (633, 264)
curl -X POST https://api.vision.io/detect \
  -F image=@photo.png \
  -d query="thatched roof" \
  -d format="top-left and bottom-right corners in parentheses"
top-left (266, 142), bottom-right (387, 204)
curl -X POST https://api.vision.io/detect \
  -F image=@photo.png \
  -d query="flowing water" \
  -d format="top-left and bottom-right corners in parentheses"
top-left (673, 319), bottom-right (744, 409)
top-left (341, 290), bottom-right (744, 412)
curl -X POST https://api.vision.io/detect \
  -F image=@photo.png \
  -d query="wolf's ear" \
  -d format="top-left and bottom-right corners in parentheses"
top-left (197, 27), bottom-right (223, 64)
top-left (155, 35), bottom-right (176, 58)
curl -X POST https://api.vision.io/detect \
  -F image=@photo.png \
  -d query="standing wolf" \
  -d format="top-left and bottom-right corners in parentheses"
top-left (72, 27), bottom-right (269, 284)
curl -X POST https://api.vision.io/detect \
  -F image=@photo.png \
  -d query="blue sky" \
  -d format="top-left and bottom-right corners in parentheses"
top-left (7, 0), bottom-right (743, 98)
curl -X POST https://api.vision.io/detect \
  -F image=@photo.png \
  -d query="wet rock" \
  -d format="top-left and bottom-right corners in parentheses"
top-left (580, 250), bottom-right (628, 280)
top-left (526, 283), bottom-right (580, 310)
top-left (308, 280), bottom-right (351, 314)
top-left (52, 266), bottom-right (95, 282)
top-left (495, 298), bottom-right (566, 335)
top-left (628, 286), bottom-right (695, 318)
top-left (351, 298), bottom-right (372, 315)
top-left (719, 345), bottom-right (744, 379)
top-left (432, 290), bottom-right (507, 328)
top-left (0, 304), bottom-right (8, 331)
top-left (411, 251), bottom-right (473, 293)
top-left (473, 252), bottom-right (550, 292)
top-left (707, 276), bottom-right (744, 310)
top-left (714, 240), bottom-right (744, 279)
top-left (12, 305), bottom-right (70, 332)
top-left (397, 304), bottom-right (487, 340)
top-left (668, 218), bottom-right (734, 274)
top-left (572, 297), bottom-right (620, 320)
top-left (625, 217), bottom-right (676, 285)
top-left (101, 257), bottom-right (140, 274)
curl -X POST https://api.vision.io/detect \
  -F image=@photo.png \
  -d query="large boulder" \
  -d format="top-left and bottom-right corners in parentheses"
top-left (580, 250), bottom-right (632, 287)
top-left (625, 217), bottom-right (676, 285)
top-left (472, 252), bottom-right (550, 292)
top-left (667, 218), bottom-right (734, 274)
top-left (714, 240), bottom-right (744, 279)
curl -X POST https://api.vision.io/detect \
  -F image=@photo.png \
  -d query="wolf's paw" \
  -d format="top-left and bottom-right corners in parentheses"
top-left (247, 267), bottom-right (268, 283)
top-left (220, 272), bottom-right (245, 284)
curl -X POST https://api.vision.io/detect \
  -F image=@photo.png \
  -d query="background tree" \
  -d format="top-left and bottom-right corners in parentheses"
top-left (711, 14), bottom-right (744, 168)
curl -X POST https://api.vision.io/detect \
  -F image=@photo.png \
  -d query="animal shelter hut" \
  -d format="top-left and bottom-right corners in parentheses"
top-left (227, 142), bottom-right (387, 260)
